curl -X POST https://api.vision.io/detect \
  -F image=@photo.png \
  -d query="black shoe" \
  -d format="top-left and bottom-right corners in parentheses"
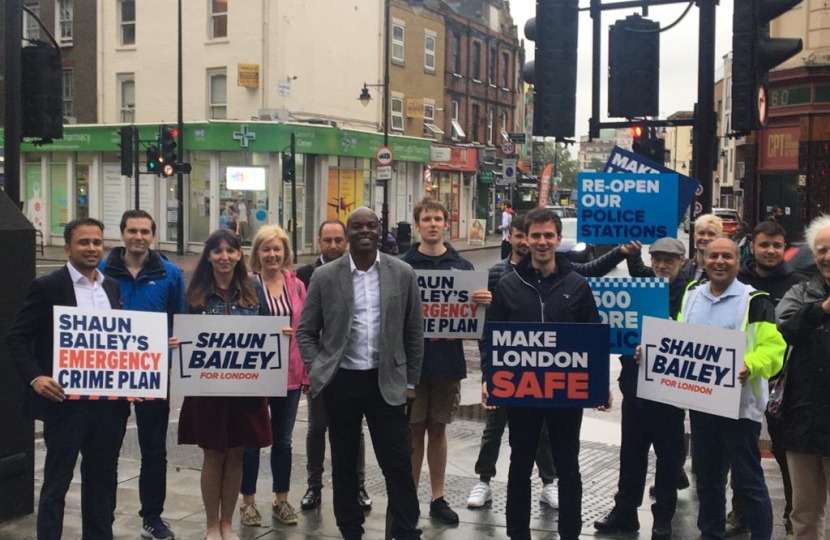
top-left (141, 517), bottom-right (175, 540)
top-left (300, 487), bottom-right (322, 510)
top-left (677, 469), bottom-right (690, 490)
top-left (594, 508), bottom-right (640, 533)
top-left (358, 487), bottom-right (372, 510)
top-left (429, 497), bottom-right (459, 525)
top-left (652, 524), bottom-right (672, 540)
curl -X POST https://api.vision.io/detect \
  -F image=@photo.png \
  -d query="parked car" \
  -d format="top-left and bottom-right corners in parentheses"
top-left (546, 205), bottom-right (578, 218)
top-left (712, 207), bottom-right (740, 236)
top-left (557, 217), bottom-right (595, 263)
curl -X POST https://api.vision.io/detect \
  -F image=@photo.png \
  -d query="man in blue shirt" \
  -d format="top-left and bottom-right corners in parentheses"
top-left (100, 210), bottom-right (186, 540)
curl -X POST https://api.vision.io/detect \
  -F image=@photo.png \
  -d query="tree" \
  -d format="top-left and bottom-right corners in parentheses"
top-left (531, 139), bottom-right (578, 189)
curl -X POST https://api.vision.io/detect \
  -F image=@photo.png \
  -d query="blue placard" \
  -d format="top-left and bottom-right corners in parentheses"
top-left (577, 172), bottom-right (679, 244)
top-left (586, 277), bottom-right (669, 355)
top-left (485, 322), bottom-right (610, 408)
top-left (604, 146), bottom-right (699, 225)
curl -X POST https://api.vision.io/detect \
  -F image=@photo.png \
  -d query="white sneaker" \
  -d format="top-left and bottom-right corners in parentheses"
top-left (466, 481), bottom-right (492, 508)
top-left (540, 483), bottom-right (559, 509)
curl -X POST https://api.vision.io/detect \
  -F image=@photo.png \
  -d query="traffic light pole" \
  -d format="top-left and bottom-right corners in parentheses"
top-left (133, 125), bottom-right (141, 210)
top-left (176, 0), bottom-right (185, 256)
top-left (290, 133), bottom-right (298, 265)
top-left (693, 0), bottom-right (716, 220)
top-left (4, 0), bottom-right (22, 208)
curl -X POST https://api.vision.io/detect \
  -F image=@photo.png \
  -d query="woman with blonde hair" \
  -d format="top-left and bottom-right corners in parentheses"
top-left (238, 225), bottom-right (310, 527)
top-left (178, 229), bottom-right (271, 540)
top-left (681, 213), bottom-right (724, 282)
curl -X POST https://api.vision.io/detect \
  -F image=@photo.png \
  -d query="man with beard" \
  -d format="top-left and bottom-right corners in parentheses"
top-left (725, 220), bottom-right (808, 539)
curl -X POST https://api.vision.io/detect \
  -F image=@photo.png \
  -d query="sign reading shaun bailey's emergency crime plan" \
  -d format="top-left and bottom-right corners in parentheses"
top-left (586, 277), bottom-right (669, 355)
top-left (577, 172), bottom-right (679, 244)
top-left (485, 322), bottom-right (610, 408)
top-left (416, 270), bottom-right (488, 338)
top-left (639, 316), bottom-right (745, 419)
top-left (53, 307), bottom-right (169, 399)
top-left (172, 315), bottom-right (288, 397)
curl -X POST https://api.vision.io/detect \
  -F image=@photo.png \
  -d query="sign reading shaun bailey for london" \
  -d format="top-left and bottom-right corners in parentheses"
top-left (577, 172), bottom-right (679, 244)
top-left (172, 315), bottom-right (288, 397)
top-left (416, 270), bottom-right (488, 338)
top-left (638, 316), bottom-right (745, 419)
top-left (485, 322), bottom-right (610, 408)
top-left (53, 307), bottom-right (169, 399)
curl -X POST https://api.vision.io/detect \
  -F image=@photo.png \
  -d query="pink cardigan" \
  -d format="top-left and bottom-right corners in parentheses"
top-left (257, 271), bottom-right (309, 391)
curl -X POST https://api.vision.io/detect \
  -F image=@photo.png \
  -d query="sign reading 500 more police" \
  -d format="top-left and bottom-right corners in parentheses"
top-left (577, 172), bottom-right (679, 245)
top-left (416, 270), bottom-right (488, 338)
top-left (53, 307), bottom-right (169, 399)
top-left (485, 322), bottom-right (610, 408)
top-left (172, 314), bottom-right (289, 397)
top-left (586, 278), bottom-right (668, 355)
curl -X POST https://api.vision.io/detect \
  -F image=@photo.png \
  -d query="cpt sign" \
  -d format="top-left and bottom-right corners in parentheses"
top-left (376, 146), bottom-right (394, 166)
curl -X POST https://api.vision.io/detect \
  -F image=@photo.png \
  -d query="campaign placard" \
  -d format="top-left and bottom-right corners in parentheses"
top-left (416, 270), bottom-right (488, 338)
top-left (172, 314), bottom-right (289, 397)
top-left (604, 146), bottom-right (699, 225)
top-left (638, 316), bottom-right (745, 419)
top-left (577, 172), bottom-right (679, 245)
top-left (586, 277), bottom-right (669, 355)
top-left (485, 322), bottom-right (610, 408)
top-left (53, 307), bottom-right (169, 399)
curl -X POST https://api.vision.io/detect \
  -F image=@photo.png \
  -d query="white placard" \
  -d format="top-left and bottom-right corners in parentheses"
top-left (53, 307), bottom-right (169, 399)
top-left (638, 316), bottom-right (745, 419)
top-left (416, 270), bottom-right (488, 338)
top-left (172, 314), bottom-right (289, 397)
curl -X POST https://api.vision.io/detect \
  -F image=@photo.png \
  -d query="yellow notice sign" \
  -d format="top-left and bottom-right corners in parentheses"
top-left (238, 64), bottom-right (260, 88)
top-left (406, 98), bottom-right (425, 118)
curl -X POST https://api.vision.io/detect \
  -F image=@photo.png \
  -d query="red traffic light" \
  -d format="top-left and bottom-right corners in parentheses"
top-left (630, 126), bottom-right (644, 138)
top-left (168, 128), bottom-right (179, 138)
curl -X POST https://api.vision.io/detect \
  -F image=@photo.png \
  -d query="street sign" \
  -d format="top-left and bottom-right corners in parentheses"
top-left (376, 146), bottom-right (394, 166)
top-left (757, 84), bottom-right (768, 128)
top-left (480, 170), bottom-right (495, 184)
top-left (501, 141), bottom-right (516, 155)
top-left (377, 165), bottom-right (392, 180)
top-left (503, 159), bottom-right (517, 184)
top-left (508, 132), bottom-right (527, 144)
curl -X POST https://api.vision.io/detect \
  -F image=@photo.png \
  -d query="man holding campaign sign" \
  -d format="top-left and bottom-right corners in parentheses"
top-left (401, 198), bottom-right (490, 525)
top-left (481, 207), bottom-right (608, 540)
top-left (640, 238), bottom-right (786, 540)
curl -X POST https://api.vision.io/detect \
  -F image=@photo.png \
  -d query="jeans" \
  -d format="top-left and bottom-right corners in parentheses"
top-left (690, 411), bottom-right (772, 540)
top-left (306, 390), bottom-right (366, 489)
top-left (134, 398), bottom-right (170, 519)
top-left (241, 390), bottom-right (302, 495)
top-left (474, 407), bottom-right (557, 483)
top-left (506, 407), bottom-right (583, 540)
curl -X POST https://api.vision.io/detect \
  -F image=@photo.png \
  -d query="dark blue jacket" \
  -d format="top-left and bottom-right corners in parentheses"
top-left (400, 243), bottom-right (475, 379)
top-left (100, 248), bottom-right (187, 330)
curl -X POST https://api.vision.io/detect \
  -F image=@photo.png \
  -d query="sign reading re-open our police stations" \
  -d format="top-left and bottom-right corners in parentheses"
top-left (485, 322), bottom-right (610, 408)
top-left (577, 172), bottom-right (679, 245)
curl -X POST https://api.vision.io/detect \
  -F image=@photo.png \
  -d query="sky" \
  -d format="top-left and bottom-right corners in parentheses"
top-left (509, 0), bottom-right (736, 141)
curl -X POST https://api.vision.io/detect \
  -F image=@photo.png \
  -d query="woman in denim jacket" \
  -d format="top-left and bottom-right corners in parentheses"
top-left (178, 229), bottom-right (271, 540)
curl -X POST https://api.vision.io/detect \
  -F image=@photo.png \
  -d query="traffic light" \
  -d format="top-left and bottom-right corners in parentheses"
top-left (732, 0), bottom-right (803, 132)
top-left (608, 15), bottom-right (660, 118)
top-left (117, 126), bottom-right (134, 177)
top-left (631, 126), bottom-right (666, 163)
top-left (146, 147), bottom-right (160, 175)
top-left (522, 0), bottom-right (579, 138)
top-left (159, 125), bottom-right (178, 177)
top-left (21, 42), bottom-right (63, 141)
top-left (282, 152), bottom-right (295, 182)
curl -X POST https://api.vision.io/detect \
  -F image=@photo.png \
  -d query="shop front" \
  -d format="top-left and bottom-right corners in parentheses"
top-left (757, 125), bottom-right (801, 240)
top-left (427, 146), bottom-right (477, 241)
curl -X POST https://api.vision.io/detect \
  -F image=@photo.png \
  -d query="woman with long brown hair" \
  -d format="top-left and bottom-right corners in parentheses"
top-left (177, 229), bottom-right (271, 540)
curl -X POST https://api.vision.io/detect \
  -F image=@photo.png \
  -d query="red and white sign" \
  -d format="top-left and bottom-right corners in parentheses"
top-left (501, 141), bottom-right (516, 155)
top-left (376, 146), bottom-right (394, 166)
top-left (757, 84), bottom-right (768, 128)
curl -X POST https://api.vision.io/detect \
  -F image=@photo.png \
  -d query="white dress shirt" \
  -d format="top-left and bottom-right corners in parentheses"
top-left (341, 254), bottom-right (381, 370)
top-left (66, 262), bottom-right (111, 308)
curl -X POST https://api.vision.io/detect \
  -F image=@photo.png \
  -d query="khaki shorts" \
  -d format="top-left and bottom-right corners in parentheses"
top-left (409, 378), bottom-right (461, 425)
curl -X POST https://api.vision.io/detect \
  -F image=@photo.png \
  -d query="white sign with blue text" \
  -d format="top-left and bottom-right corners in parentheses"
top-left (416, 270), bottom-right (488, 338)
top-left (172, 315), bottom-right (289, 397)
top-left (577, 172), bottom-right (679, 245)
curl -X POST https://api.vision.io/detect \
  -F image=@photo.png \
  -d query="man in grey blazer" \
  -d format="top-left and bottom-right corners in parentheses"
top-left (297, 207), bottom-right (424, 540)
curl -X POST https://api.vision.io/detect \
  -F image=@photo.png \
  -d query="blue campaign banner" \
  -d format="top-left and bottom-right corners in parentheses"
top-left (586, 277), bottom-right (669, 355)
top-left (485, 322), bottom-right (610, 408)
top-left (577, 172), bottom-right (679, 244)
top-left (604, 146), bottom-right (699, 225)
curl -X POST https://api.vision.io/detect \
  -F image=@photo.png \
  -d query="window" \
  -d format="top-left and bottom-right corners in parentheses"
top-left (422, 101), bottom-right (444, 137)
top-left (502, 52), bottom-right (510, 88)
top-left (725, 76), bottom-right (732, 111)
top-left (62, 69), bottom-right (74, 117)
top-left (208, 70), bottom-right (227, 119)
top-left (57, 0), bottom-right (72, 44)
top-left (451, 100), bottom-right (459, 121)
top-left (488, 47), bottom-right (497, 84)
top-left (451, 33), bottom-right (461, 74)
top-left (501, 111), bottom-right (508, 134)
top-left (391, 96), bottom-right (404, 131)
top-left (120, 76), bottom-right (135, 123)
top-left (24, 3), bottom-right (40, 41)
top-left (120, 0), bottom-right (136, 45)
top-left (392, 21), bottom-right (405, 64)
top-left (472, 42), bottom-right (481, 81)
top-left (487, 108), bottom-right (494, 144)
top-left (210, 0), bottom-right (228, 39)
top-left (424, 32), bottom-right (436, 72)
top-left (471, 103), bottom-right (480, 141)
